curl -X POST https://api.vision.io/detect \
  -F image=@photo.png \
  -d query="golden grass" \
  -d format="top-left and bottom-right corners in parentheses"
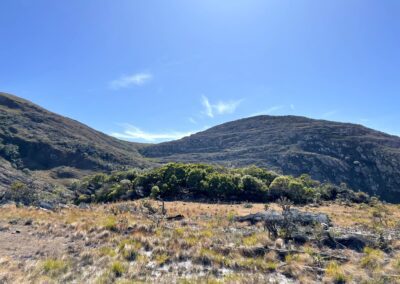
top-left (0, 200), bottom-right (399, 283)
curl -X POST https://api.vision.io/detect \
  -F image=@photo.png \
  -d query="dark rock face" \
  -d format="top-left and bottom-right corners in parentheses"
top-left (141, 116), bottom-right (400, 202)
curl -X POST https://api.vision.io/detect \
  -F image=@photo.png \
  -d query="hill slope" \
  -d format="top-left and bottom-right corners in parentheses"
top-left (141, 116), bottom-right (400, 202)
top-left (0, 92), bottom-right (151, 195)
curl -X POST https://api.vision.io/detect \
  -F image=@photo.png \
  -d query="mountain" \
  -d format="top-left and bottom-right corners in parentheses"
top-left (141, 115), bottom-right (400, 202)
top-left (0, 92), bottom-right (151, 194)
top-left (1, 92), bottom-right (400, 203)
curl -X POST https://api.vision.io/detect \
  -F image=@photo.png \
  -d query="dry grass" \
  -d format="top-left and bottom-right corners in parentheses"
top-left (0, 200), bottom-right (399, 283)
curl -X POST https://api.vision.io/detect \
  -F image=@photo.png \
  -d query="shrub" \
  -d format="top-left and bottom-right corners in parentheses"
top-left (5, 181), bottom-right (36, 205)
top-left (268, 176), bottom-right (291, 201)
top-left (42, 259), bottom-right (68, 277)
top-left (121, 247), bottom-right (137, 261)
top-left (207, 173), bottom-right (241, 200)
top-left (241, 166), bottom-right (278, 186)
top-left (110, 261), bottom-right (126, 277)
top-left (72, 163), bottom-right (368, 205)
top-left (325, 261), bottom-right (347, 284)
top-left (288, 180), bottom-right (307, 203)
top-left (186, 168), bottom-right (207, 194)
top-left (150, 185), bottom-right (160, 199)
top-left (103, 216), bottom-right (118, 231)
top-left (240, 175), bottom-right (267, 202)
top-left (360, 247), bottom-right (384, 270)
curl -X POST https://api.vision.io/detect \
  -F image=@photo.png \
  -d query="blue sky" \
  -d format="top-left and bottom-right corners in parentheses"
top-left (1, 0), bottom-right (399, 142)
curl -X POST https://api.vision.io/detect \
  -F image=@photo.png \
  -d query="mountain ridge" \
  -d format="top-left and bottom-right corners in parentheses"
top-left (0, 92), bottom-right (152, 196)
top-left (1, 92), bottom-right (399, 202)
top-left (141, 115), bottom-right (400, 202)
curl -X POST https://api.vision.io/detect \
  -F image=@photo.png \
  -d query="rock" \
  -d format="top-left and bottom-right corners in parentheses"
top-left (166, 214), bottom-right (185, 221)
top-left (292, 233), bottom-right (309, 245)
top-left (322, 233), bottom-right (370, 252)
top-left (235, 209), bottom-right (331, 227)
top-left (38, 201), bottom-right (55, 211)
top-left (97, 230), bottom-right (110, 239)
top-left (0, 225), bottom-right (9, 232)
top-left (8, 219), bottom-right (18, 225)
top-left (79, 203), bottom-right (90, 209)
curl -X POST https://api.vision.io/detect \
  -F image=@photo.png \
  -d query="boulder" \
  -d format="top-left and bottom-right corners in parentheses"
top-left (38, 201), bottom-right (55, 211)
top-left (322, 233), bottom-right (371, 252)
top-left (235, 209), bottom-right (331, 227)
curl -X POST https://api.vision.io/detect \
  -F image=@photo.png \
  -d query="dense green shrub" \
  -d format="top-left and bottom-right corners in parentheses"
top-left (72, 163), bottom-right (369, 205)
top-left (240, 175), bottom-right (268, 201)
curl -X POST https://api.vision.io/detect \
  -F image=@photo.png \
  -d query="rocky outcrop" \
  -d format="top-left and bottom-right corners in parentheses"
top-left (141, 116), bottom-right (400, 202)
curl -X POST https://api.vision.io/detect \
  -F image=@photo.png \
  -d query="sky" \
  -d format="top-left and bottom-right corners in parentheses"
top-left (1, 0), bottom-right (399, 142)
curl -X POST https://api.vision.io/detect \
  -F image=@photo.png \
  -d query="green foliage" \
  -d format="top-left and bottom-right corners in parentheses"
top-left (150, 185), bottom-right (160, 199)
top-left (207, 172), bottom-right (241, 200)
top-left (0, 143), bottom-right (23, 168)
top-left (240, 175), bottom-right (268, 201)
top-left (110, 261), bottom-right (126, 277)
top-left (73, 163), bottom-right (368, 205)
top-left (5, 181), bottom-right (37, 205)
top-left (42, 259), bottom-right (68, 277)
top-left (240, 165), bottom-right (278, 186)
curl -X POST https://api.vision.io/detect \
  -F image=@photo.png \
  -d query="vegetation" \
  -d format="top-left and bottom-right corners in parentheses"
top-left (1, 200), bottom-right (399, 283)
top-left (3, 181), bottom-right (37, 205)
top-left (73, 163), bottom-right (370, 205)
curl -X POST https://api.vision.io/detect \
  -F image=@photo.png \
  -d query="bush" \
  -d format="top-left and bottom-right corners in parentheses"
top-left (110, 261), bottom-right (126, 277)
top-left (207, 173), bottom-right (241, 200)
top-left (72, 163), bottom-right (368, 205)
top-left (42, 259), bottom-right (68, 277)
top-left (240, 175), bottom-right (267, 202)
top-left (186, 168), bottom-right (207, 194)
top-left (240, 166), bottom-right (278, 186)
top-left (150, 185), bottom-right (160, 199)
top-left (268, 176), bottom-right (291, 201)
top-left (1, 144), bottom-right (23, 168)
top-left (5, 181), bottom-right (37, 205)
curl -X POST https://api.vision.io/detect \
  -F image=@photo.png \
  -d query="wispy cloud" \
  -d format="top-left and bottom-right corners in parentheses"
top-left (111, 124), bottom-right (200, 142)
top-left (290, 104), bottom-right (295, 110)
top-left (251, 105), bottom-right (285, 116)
top-left (201, 95), bottom-right (242, 118)
top-left (321, 110), bottom-right (338, 118)
top-left (188, 117), bottom-right (197, 124)
top-left (202, 96), bottom-right (214, 117)
top-left (109, 72), bottom-right (152, 89)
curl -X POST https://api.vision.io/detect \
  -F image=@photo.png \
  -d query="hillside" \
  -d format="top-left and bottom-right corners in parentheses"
top-left (0, 92), bottom-right (151, 195)
top-left (141, 116), bottom-right (400, 202)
